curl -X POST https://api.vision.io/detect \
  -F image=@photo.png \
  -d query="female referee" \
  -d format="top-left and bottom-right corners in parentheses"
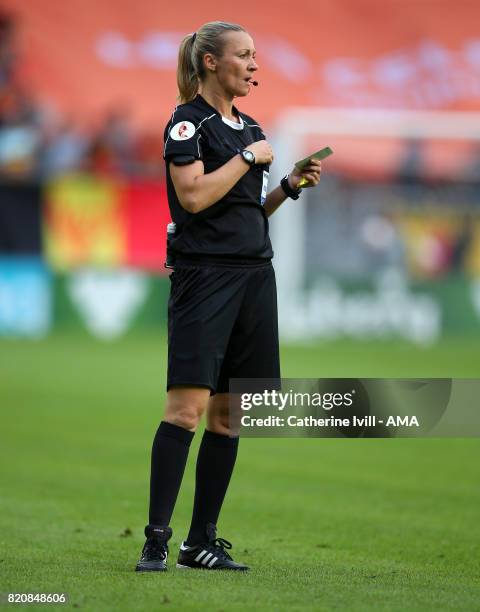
top-left (135, 21), bottom-right (322, 572)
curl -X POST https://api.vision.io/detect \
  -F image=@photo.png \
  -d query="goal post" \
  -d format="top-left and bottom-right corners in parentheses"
top-left (269, 108), bottom-right (480, 343)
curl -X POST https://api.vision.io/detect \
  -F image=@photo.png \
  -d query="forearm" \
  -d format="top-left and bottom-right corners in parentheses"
top-left (189, 155), bottom-right (249, 213)
top-left (263, 185), bottom-right (288, 217)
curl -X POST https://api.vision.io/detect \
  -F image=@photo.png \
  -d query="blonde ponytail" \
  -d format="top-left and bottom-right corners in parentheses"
top-left (177, 33), bottom-right (198, 104)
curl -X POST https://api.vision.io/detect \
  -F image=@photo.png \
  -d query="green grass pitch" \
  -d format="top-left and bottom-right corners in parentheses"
top-left (1, 333), bottom-right (479, 611)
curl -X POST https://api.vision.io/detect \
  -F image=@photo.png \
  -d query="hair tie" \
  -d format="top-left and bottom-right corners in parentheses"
top-left (192, 32), bottom-right (197, 43)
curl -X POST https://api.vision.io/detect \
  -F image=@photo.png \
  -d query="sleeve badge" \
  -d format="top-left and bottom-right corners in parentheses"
top-left (170, 120), bottom-right (196, 141)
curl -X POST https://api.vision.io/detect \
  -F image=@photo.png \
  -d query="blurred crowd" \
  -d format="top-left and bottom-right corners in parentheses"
top-left (2, 11), bottom-right (480, 185)
top-left (0, 11), bottom-right (165, 181)
top-left (1, 10), bottom-right (479, 280)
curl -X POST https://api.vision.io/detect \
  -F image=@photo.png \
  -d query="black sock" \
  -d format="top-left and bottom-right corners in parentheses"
top-left (185, 429), bottom-right (239, 546)
top-left (148, 421), bottom-right (194, 528)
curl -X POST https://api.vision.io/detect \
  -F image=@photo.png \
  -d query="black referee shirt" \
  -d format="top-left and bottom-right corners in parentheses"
top-left (163, 94), bottom-right (273, 260)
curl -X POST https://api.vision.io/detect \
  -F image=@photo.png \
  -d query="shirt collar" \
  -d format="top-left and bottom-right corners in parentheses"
top-left (195, 94), bottom-right (241, 123)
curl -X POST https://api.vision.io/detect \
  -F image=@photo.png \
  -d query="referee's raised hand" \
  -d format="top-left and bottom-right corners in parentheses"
top-left (289, 158), bottom-right (322, 189)
top-left (245, 140), bottom-right (274, 164)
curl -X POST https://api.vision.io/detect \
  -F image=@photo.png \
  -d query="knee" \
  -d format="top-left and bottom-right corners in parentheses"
top-left (207, 403), bottom-right (231, 435)
top-left (208, 420), bottom-right (231, 436)
top-left (166, 408), bottom-right (201, 431)
top-left (165, 392), bottom-right (208, 431)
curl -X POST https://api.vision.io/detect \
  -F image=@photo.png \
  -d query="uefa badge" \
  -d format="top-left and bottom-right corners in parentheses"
top-left (170, 121), bottom-right (196, 141)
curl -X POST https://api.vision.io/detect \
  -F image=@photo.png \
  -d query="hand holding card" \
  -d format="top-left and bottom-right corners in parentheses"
top-left (295, 147), bottom-right (333, 187)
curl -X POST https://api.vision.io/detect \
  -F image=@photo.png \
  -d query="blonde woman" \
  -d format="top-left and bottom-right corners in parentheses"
top-left (135, 21), bottom-right (322, 572)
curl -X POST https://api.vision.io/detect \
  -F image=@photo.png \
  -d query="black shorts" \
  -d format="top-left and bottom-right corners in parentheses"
top-left (167, 258), bottom-right (280, 394)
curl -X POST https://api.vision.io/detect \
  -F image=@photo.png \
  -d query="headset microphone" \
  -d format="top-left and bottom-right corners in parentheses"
top-left (252, 80), bottom-right (258, 86)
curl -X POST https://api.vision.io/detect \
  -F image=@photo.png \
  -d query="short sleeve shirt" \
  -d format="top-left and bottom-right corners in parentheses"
top-left (163, 94), bottom-right (273, 260)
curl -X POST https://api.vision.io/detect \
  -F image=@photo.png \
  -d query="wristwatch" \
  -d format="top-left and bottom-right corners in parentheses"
top-left (240, 149), bottom-right (255, 166)
top-left (280, 175), bottom-right (302, 200)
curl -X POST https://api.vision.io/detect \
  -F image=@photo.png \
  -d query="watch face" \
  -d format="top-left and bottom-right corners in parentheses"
top-left (243, 150), bottom-right (255, 164)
